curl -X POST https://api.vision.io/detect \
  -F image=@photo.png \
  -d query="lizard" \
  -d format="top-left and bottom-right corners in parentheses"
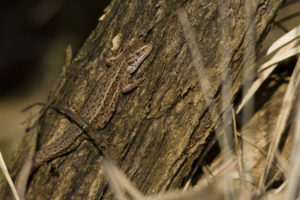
top-left (14, 43), bottom-right (152, 200)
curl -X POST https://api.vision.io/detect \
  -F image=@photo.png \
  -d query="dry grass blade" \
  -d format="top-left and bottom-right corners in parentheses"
top-left (285, 58), bottom-right (300, 199)
top-left (232, 109), bottom-right (243, 185)
top-left (218, 0), bottom-right (234, 141)
top-left (101, 158), bottom-right (227, 200)
top-left (219, 0), bottom-right (233, 115)
top-left (240, 0), bottom-right (257, 190)
top-left (236, 63), bottom-right (276, 114)
top-left (178, 9), bottom-right (231, 189)
top-left (236, 39), bottom-right (300, 114)
top-left (267, 25), bottom-right (300, 55)
top-left (0, 152), bottom-right (21, 200)
top-left (177, 10), bottom-right (216, 109)
top-left (101, 158), bottom-right (144, 200)
top-left (258, 44), bottom-right (300, 73)
top-left (218, 0), bottom-right (236, 197)
top-left (258, 53), bottom-right (300, 193)
top-left (237, 26), bottom-right (300, 114)
top-left (147, 183), bottom-right (225, 200)
top-left (178, 10), bottom-right (242, 197)
top-left (235, 132), bottom-right (267, 157)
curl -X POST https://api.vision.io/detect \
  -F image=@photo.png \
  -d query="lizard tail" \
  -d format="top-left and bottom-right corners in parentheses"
top-left (14, 155), bottom-right (34, 200)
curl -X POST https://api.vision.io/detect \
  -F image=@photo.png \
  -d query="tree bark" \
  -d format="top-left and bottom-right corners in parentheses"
top-left (0, 0), bottom-right (285, 199)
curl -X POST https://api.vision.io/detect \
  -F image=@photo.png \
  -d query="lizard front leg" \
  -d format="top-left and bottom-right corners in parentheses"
top-left (121, 76), bottom-right (146, 93)
top-left (105, 53), bottom-right (122, 67)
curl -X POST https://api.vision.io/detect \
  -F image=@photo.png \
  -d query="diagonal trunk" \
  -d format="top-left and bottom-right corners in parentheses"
top-left (0, 0), bottom-right (285, 199)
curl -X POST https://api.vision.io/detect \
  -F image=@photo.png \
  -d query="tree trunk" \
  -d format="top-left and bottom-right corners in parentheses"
top-left (0, 0), bottom-right (285, 199)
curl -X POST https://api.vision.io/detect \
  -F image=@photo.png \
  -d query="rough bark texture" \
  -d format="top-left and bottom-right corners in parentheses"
top-left (0, 0), bottom-right (285, 199)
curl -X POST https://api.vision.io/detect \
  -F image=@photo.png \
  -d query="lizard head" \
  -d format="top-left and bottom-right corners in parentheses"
top-left (126, 44), bottom-right (152, 74)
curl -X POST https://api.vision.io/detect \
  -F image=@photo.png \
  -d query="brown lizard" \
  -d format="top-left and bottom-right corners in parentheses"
top-left (14, 43), bottom-right (152, 199)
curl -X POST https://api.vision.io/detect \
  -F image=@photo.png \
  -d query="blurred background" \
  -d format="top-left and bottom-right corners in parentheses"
top-left (0, 0), bottom-right (300, 161)
top-left (0, 0), bottom-right (110, 159)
